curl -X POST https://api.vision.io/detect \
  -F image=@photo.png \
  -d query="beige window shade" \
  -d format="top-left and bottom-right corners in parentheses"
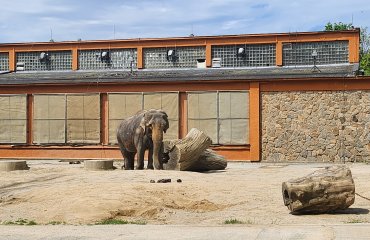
top-left (143, 93), bottom-right (179, 141)
top-left (0, 95), bottom-right (27, 143)
top-left (188, 92), bottom-right (218, 143)
top-left (108, 93), bottom-right (143, 144)
top-left (66, 94), bottom-right (100, 144)
top-left (108, 92), bottom-right (179, 144)
top-left (187, 91), bottom-right (249, 145)
top-left (33, 95), bottom-right (66, 144)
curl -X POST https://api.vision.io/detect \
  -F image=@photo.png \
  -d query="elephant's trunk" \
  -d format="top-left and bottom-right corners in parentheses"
top-left (152, 128), bottom-right (164, 170)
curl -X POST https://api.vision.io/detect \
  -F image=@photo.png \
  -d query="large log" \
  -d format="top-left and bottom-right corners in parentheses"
top-left (186, 149), bottom-right (227, 172)
top-left (282, 165), bottom-right (355, 214)
top-left (163, 128), bottom-right (212, 171)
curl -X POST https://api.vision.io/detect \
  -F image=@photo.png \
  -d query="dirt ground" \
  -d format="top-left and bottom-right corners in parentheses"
top-left (0, 160), bottom-right (370, 226)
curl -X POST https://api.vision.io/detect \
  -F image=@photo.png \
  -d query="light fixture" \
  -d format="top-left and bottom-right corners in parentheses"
top-left (236, 47), bottom-right (246, 58)
top-left (100, 51), bottom-right (110, 62)
top-left (311, 49), bottom-right (321, 72)
top-left (166, 49), bottom-right (177, 61)
top-left (39, 52), bottom-right (50, 63)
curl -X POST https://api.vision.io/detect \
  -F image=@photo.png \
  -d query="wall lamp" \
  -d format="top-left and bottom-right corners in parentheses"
top-left (236, 47), bottom-right (246, 58)
top-left (39, 52), bottom-right (50, 63)
top-left (166, 49), bottom-right (178, 61)
top-left (100, 51), bottom-right (110, 62)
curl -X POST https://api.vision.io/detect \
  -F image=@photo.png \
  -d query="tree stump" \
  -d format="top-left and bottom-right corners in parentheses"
top-left (282, 165), bottom-right (355, 214)
top-left (0, 160), bottom-right (30, 171)
top-left (163, 128), bottom-right (227, 171)
top-left (84, 160), bottom-right (114, 171)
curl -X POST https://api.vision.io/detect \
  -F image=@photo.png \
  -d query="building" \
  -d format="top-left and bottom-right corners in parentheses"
top-left (0, 29), bottom-right (369, 162)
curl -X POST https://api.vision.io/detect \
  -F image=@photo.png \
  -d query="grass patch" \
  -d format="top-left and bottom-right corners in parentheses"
top-left (47, 221), bottom-right (66, 225)
top-left (95, 219), bottom-right (146, 225)
top-left (224, 218), bottom-right (245, 224)
top-left (2, 218), bottom-right (37, 226)
top-left (344, 218), bottom-right (368, 224)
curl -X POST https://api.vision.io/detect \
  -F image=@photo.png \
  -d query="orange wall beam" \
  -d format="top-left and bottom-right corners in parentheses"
top-left (137, 46), bottom-right (143, 69)
top-left (276, 41), bottom-right (283, 66)
top-left (100, 93), bottom-right (109, 145)
top-left (349, 31), bottom-right (360, 63)
top-left (72, 47), bottom-right (78, 70)
top-left (179, 92), bottom-right (188, 139)
top-left (249, 82), bottom-right (260, 161)
top-left (206, 44), bottom-right (212, 67)
top-left (0, 80), bottom-right (250, 94)
top-left (26, 94), bottom-right (34, 144)
top-left (260, 78), bottom-right (370, 92)
top-left (0, 145), bottom-right (249, 161)
top-left (9, 49), bottom-right (15, 71)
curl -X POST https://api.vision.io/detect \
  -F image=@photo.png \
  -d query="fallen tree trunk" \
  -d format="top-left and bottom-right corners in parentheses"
top-left (163, 128), bottom-right (212, 171)
top-left (186, 149), bottom-right (227, 172)
top-left (282, 165), bottom-right (355, 214)
top-left (163, 128), bottom-right (227, 171)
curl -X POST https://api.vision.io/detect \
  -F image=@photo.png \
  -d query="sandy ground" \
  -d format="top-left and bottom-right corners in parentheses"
top-left (0, 161), bottom-right (370, 226)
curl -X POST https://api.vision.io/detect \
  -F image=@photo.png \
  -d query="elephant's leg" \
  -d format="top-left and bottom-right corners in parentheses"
top-left (124, 151), bottom-right (135, 170)
top-left (136, 147), bottom-right (145, 170)
top-left (147, 145), bottom-right (154, 170)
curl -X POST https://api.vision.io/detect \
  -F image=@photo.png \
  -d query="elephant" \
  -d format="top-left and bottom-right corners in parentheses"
top-left (116, 109), bottom-right (169, 170)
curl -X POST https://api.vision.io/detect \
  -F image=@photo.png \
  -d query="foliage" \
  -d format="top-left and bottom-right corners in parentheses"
top-left (324, 22), bottom-right (370, 75)
top-left (1, 218), bottom-right (37, 225)
top-left (47, 221), bottom-right (66, 225)
top-left (325, 22), bottom-right (354, 31)
top-left (95, 218), bottom-right (147, 225)
top-left (224, 218), bottom-right (244, 224)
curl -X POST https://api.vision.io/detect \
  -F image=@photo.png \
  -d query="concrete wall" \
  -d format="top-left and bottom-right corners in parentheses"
top-left (262, 91), bottom-right (370, 162)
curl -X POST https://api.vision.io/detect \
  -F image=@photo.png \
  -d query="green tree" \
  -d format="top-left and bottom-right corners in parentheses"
top-left (325, 22), bottom-right (370, 75)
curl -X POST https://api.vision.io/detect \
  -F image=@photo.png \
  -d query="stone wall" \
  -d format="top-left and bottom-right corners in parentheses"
top-left (262, 91), bottom-right (370, 162)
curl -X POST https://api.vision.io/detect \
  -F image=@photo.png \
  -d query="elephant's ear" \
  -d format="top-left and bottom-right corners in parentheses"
top-left (164, 116), bottom-right (169, 133)
top-left (139, 116), bottom-right (146, 133)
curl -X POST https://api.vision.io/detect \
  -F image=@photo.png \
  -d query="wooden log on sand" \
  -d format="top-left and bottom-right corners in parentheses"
top-left (282, 165), bottom-right (355, 214)
top-left (163, 128), bottom-right (227, 171)
top-left (84, 160), bottom-right (114, 171)
top-left (0, 160), bottom-right (29, 171)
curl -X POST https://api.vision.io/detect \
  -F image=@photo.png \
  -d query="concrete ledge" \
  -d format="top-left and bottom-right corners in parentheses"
top-left (0, 160), bottom-right (29, 171)
top-left (84, 160), bottom-right (114, 171)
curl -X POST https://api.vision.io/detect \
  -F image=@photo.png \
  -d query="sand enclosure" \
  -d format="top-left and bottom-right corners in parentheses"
top-left (1, 161), bottom-right (370, 225)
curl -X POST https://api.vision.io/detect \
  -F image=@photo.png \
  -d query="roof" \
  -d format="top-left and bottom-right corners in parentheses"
top-left (0, 64), bottom-right (358, 85)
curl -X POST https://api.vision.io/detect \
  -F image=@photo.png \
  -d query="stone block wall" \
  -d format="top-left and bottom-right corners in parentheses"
top-left (262, 91), bottom-right (370, 162)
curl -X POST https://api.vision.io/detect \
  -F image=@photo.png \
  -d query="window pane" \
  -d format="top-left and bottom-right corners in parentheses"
top-left (188, 92), bottom-right (217, 119)
top-left (188, 119), bottom-right (217, 144)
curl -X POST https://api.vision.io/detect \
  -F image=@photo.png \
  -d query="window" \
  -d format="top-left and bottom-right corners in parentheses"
top-left (33, 93), bottom-right (100, 144)
top-left (187, 91), bottom-right (249, 144)
top-left (66, 94), bottom-right (100, 144)
top-left (108, 92), bottom-right (179, 144)
top-left (0, 95), bottom-right (27, 143)
top-left (33, 95), bottom-right (66, 144)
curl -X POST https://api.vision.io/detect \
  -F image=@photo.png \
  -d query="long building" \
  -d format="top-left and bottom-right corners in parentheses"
top-left (0, 29), bottom-right (369, 162)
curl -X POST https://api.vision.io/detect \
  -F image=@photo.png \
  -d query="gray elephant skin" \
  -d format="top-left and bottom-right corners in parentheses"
top-left (117, 109), bottom-right (169, 170)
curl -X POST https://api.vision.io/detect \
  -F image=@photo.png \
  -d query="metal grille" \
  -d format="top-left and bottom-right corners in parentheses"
top-left (78, 49), bottom-right (137, 70)
top-left (16, 51), bottom-right (72, 71)
top-left (283, 41), bottom-right (349, 66)
top-left (211, 44), bottom-right (276, 68)
top-left (144, 46), bottom-right (205, 69)
top-left (0, 52), bottom-right (9, 71)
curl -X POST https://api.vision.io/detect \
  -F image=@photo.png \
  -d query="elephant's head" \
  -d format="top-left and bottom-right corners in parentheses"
top-left (140, 109), bottom-right (169, 169)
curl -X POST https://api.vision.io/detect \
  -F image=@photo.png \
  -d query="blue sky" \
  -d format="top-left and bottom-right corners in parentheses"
top-left (0, 0), bottom-right (369, 43)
